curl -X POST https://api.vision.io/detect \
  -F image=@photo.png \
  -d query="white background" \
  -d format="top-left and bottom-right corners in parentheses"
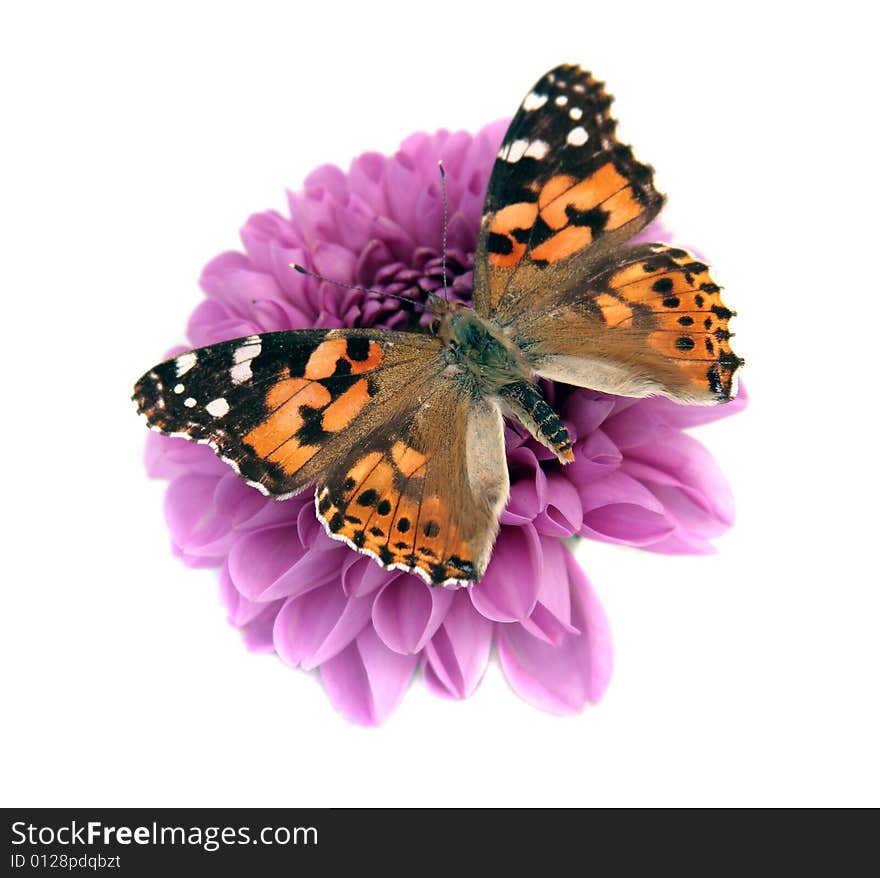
top-left (2, 1), bottom-right (877, 807)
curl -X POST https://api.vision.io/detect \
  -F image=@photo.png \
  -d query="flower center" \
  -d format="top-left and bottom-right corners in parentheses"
top-left (363, 246), bottom-right (474, 329)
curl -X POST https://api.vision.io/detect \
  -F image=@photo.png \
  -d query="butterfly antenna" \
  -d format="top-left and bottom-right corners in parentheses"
top-left (289, 263), bottom-right (429, 312)
top-left (438, 160), bottom-right (450, 302)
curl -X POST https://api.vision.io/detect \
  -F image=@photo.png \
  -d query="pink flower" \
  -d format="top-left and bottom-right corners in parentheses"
top-left (144, 121), bottom-right (745, 725)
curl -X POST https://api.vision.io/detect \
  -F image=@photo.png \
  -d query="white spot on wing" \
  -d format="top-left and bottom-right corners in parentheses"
top-left (173, 383), bottom-right (185, 394)
top-left (206, 398), bottom-right (230, 418)
top-left (567, 126), bottom-right (589, 146)
top-left (555, 94), bottom-right (568, 106)
top-left (230, 361), bottom-right (252, 385)
top-left (569, 107), bottom-right (583, 120)
top-left (229, 340), bottom-right (261, 385)
top-left (505, 139), bottom-right (529, 162)
top-left (175, 352), bottom-right (197, 376)
top-left (233, 342), bottom-right (261, 363)
top-left (522, 91), bottom-right (548, 111)
top-left (523, 140), bottom-right (549, 160)
top-left (184, 397), bottom-right (197, 408)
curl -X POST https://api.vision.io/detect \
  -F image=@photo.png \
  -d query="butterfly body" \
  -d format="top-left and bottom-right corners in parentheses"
top-left (439, 300), bottom-right (529, 388)
top-left (434, 298), bottom-right (575, 463)
top-left (135, 64), bottom-right (742, 586)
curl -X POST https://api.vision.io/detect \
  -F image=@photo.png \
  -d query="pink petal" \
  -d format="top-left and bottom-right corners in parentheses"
top-left (219, 563), bottom-right (282, 652)
top-left (303, 163), bottom-right (348, 200)
top-left (372, 576), bottom-right (455, 654)
top-left (219, 562), bottom-right (267, 627)
top-left (565, 429), bottom-right (622, 483)
top-left (240, 210), bottom-right (303, 267)
top-left (636, 382), bottom-right (749, 429)
top-left (534, 474), bottom-right (583, 538)
top-left (602, 403), bottom-right (673, 450)
top-left (469, 524), bottom-right (542, 622)
top-left (563, 390), bottom-right (616, 436)
top-left (212, 471), bottom-right (269, 528)
top-left (200, 256), bottom-right (281, 310)
top-left (273, 586), bottom-right (373, 670)
top-left (497, 551), bottom-right (613, 714)
top-left (227, 525), bottom-right (341, 602)
top-left (499, 446), bottom-right (546, 526)
top-left (423, 590), bottom-right (494, 699)
top-left (625, 432), bottom-right (735, 532)
top-left (340, 554), bottom-right (397, 597)
top-left (320, 627), bottom-right (417, 726)
top-left (163, 474), bottom-right (227, 560)
top-left (580, 471), bottom-right (674, 546)
top-left (517, 537), bottom-right (579, 645)
top-left (144, 433), bottom-right (226, 480)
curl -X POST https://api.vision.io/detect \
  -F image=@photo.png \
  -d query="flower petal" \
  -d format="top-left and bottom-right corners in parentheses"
top-left (227, 524), bottom-right (342, 602)
top-left (562, 390), bottom-right (616, 436)
top-left (163, 474), bottom-right (227, 561)
top-left (580, 471), bottom-right (675, 546)
top-left (469, 524), bottom-right (542, 622)
top-left (517, 536), bottom-right (579, 645)
top-left (320, 627), bottom-right (417, 726)
top-left (534, 474), bottom-right (583, 538)
top-left (273, 586), bottom-right (373, 670)
top-left (423, 589), bottom-right (494, 700)
top-left (497, 550), bottom-right (613, 714)
top-left (499, 446), bottom-right (546, 526)
top-left (565, 429), bottom-right (622, 483)
top-left (635, 382), bottom-right (749, 429)
top-left (145, 433), bottom-right (226, 480)
top-left (372, 576), bottom-right (455, 654)
top-left (625, 432), bottom-right (734, 529)
top-left (340, 554), bottom-right (396, 597)
top-left (219, 564), bottom-right (281, 652)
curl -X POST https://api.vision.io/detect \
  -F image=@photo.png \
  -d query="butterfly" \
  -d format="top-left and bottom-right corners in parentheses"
top-left (134, 63), bottom-right (742, 586)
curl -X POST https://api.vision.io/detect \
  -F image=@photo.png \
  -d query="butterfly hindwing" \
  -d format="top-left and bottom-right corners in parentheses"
top-left (315, 377), bottom-right (509, 585)
top-left (134, 329), bottom-right (443, 498)
top-left (512, 243), bottom-right (743, 403)
top-left (473, 63), bottom-right (665, 318)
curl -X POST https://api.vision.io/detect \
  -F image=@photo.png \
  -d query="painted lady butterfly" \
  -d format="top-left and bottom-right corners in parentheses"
top-left (134, 64), bottom-right (743, 586)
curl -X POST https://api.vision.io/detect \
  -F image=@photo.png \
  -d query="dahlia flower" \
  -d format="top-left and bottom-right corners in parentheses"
top-left (143, 119), bottom-right (745, 725)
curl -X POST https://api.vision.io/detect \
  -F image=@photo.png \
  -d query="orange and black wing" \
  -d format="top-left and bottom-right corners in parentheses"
top-left (473, 63), bottom-right (664, 319)
top-left (315, 375), bottom-right (509, 585)
top-left (519, 243), bottom-right (744, 404)
top-left (134, 329), bottom-right (511, 584)
top-left (133, 329), bottom-right (441, 498)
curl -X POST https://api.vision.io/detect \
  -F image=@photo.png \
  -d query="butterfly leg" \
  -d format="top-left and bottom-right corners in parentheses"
top-left (497, 381), bottom-right (573, 463)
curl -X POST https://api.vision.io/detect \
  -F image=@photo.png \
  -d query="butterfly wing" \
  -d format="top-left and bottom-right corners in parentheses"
top-left (473, 63), bottom-right (664, 319)
top-left (474, 64), bottom-right (742, 404)
top-left (134, 328), bottom-right (510, 583)
top-left (315, 376), bottom-right (509, 585)
top-left (134, 329), bottom-right (442, 498)
top-left (515, 243), bottom-right (743, 403)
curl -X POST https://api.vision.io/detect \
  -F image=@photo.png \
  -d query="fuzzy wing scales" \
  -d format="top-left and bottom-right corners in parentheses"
top-left (133, 329), bottom-right (441, 498)
top-left (473, 63), bottom-right (665, 318)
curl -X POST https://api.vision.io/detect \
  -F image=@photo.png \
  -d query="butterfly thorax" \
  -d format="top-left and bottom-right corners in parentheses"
top-left (438, 303), bottom-right (529, 388)
top-left (434, 300), bottom-right (574, 464)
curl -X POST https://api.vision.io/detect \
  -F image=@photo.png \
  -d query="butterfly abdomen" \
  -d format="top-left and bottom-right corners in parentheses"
top-left (497, 380), bottom-right (574, 464)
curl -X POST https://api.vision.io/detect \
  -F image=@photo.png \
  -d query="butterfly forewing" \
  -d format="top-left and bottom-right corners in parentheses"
top-left (473, 63), bottom-right (665, 318)
top-left (134, 329), bottom-right (443, 498)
